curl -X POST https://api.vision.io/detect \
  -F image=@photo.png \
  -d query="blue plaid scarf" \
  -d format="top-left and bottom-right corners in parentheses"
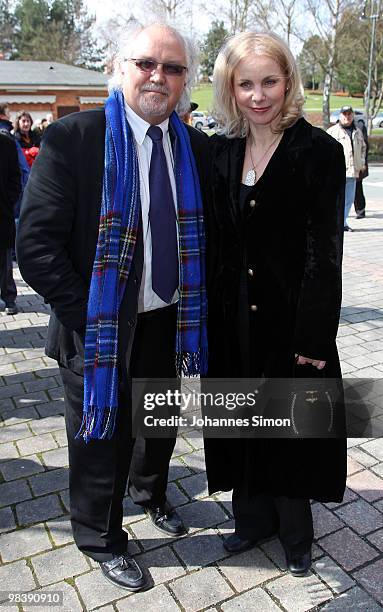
top-left (78, 89), bottom-right (208, 441)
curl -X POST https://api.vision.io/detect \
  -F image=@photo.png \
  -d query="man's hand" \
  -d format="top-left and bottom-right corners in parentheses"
top-left (295, 354), bottom-right (326, 370)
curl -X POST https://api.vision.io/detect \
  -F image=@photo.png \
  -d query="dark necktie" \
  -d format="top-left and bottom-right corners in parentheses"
top-left (147, 125), bottom-right (179, 303)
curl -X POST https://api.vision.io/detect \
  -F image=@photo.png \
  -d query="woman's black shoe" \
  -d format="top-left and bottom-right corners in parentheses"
top-left (223, 533), bottom-right (257, 553)
top-left (224, 527), bottom-right (278, 553)
top-left (285, 550), bottom-right (311, 577)
top-left (145, 503), bottom-right (187, 537)
top-left (100, 553), bottom-right (146, 591)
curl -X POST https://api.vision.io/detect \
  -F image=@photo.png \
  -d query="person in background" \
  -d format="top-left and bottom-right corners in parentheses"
top-left (14, 110), bottom-right (41, 167)
top-left (0, 132), bottom-right (20, 314)
top-left (327, 106), bottom-right (366, 231)
top-left (35, 117), bottom-right (50, 138)
top-left (0, 104), bottom-right (30, 264)
top-left (0, 105), bottom-right (30, 196)
top-left (0, 103), bottom-right (13, 135)
top-left (182, 101), bottom-right (198, 125)
top-left (205, 30), bottom-right (346, 578)
top-left (14, 110), bottom-right (41, 148)
top-left (354, 118), bottom-right (369, 219)
top-left (33, 118), bottom-right (42, 134)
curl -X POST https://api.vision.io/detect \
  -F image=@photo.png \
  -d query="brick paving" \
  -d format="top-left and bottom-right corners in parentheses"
top-left (0, 172), bottom-right (383, 610)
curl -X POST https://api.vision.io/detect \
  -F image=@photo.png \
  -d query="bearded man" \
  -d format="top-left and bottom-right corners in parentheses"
top-left (17, 23), bottom-right (209, 591)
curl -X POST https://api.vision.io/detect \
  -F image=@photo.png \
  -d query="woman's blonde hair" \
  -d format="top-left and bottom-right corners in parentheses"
top-left (212, 31), bottom-right (305, 138)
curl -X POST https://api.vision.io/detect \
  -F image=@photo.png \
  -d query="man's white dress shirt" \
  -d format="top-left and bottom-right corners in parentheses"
top-left (124, 103), bottom-right (179, 312)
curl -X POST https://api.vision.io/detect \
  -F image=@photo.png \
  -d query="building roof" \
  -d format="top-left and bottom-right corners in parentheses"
top-left (0, 94), bottom-right (56, 103)
top-left (80, 96), bottom-right (106, 104)
top-left (0, 61), bottom-right (108, 88)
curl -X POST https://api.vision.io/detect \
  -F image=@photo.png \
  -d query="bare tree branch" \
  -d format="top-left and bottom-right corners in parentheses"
top-left (305, 0), bottom-right (355, 127)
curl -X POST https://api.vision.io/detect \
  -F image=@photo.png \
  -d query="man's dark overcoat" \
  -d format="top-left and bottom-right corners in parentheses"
top-left (0, 133), bottom-right (20, 248)
top-left (17, 109), bottom-right (210, 385)
top-left (205, 117), bottom-right (347, 503)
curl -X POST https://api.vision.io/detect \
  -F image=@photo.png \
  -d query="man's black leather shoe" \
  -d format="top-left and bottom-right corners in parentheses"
top-left (145, 503), bottom-right (186, 537)
top-left (223, 533), bottom-right (257, 553)
top-left (5, 303), bottom-right (18, 315)
top-left (286, 550), bottom-right (312, 577)
top-left (100, 554), bottom-right (146, 591)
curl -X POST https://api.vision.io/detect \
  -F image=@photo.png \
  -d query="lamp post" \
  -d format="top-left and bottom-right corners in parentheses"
top-left (363, 0), bottom-right (381, 134)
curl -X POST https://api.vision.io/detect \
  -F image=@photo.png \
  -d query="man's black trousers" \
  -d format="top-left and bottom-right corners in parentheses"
top-left (0, 249), bottom-right (17, 306)
top-left (60, 303), bottom-right (178, 561)
top-left (354, 178), bottom-right (366, 217)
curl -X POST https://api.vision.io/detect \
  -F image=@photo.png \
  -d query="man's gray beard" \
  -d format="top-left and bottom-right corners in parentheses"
top-left (139, 93), bottom-right (169, 117)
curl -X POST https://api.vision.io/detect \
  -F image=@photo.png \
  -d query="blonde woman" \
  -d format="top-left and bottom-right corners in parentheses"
top-left (205, 32), bottom-right (347, 576)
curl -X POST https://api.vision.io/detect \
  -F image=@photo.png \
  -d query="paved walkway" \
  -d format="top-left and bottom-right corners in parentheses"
top-left (1, 171), bottom-right (383, 611)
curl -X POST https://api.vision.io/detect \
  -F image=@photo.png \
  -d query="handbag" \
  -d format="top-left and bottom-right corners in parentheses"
top-left (288, 364), bottom-right (342, 437)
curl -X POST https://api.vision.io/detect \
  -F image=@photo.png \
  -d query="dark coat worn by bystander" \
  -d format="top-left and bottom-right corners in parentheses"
top-left (0, 132), bottom-right (20, 312)
top-left (0, 132), bottom-right (20, 248)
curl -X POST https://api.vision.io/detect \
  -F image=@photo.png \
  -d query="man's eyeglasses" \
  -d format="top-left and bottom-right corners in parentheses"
top-left (127, 58), bottom-right (187, 76)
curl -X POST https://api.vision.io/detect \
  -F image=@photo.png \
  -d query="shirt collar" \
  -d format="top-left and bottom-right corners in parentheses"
top-left (124, 101), bottom-right (170, 145)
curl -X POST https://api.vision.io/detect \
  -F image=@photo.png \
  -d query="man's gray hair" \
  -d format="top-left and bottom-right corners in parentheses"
top-left (108, 21), bottom-right (199, 116)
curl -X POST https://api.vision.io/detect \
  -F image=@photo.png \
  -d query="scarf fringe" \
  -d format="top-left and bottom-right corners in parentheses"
top-left (76, 405), bottom-right (118, 443)
top-left (177, 348), bottom-right (208, 378)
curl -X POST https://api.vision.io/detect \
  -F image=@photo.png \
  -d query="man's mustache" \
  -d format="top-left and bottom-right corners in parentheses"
top-left (140, 84), bottom-right (170, 96)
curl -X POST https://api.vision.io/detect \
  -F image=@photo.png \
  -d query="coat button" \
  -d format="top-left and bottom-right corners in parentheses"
top-left (249, 199), bottom-right (256, 208)
top-left (248, 268), bottom-right (254, 276)
top-left (250, 304), bottom-right (258, 312)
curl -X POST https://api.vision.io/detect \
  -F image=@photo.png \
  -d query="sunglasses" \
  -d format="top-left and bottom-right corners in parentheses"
top-left (127, 58), bottom-right (187, 76)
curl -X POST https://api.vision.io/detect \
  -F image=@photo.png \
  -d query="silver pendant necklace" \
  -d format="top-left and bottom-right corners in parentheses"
top-left (244, 166), bottom-right (256, 186)
top-left (244, 140), bottom-right (257, 185)
top-left (244, 134), bottom-right (281, 186)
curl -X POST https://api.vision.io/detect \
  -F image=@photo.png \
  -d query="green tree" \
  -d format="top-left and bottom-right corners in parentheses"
top-left (11, 0), bottom-right (104, 68)
top-left (69, 0), bottom-right (105, 69)
top-left (304, 0), bottom-right (357, 128)
top-left (335, 3), bottom-right (383, 127)
top-left (201, 20), bottom-right (229, 79)
top-left (0, 0), bottom-right (17, 58)
top-left (335, 6), bottom-right (371, 95)
top-left (13, 0), bottom-right (50, 58)
top-left (297, 35), bottom-right (326, 89)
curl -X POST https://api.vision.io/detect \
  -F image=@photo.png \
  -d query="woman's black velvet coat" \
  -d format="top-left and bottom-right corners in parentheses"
top-left (205, 118), bottom-right (347, 502)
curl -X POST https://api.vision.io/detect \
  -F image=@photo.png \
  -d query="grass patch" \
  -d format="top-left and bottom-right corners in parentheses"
top-left (191, 83), bottom-right (214, 113)
top-left (192, 84), bottom-right (367, 114)
top-left (303, 92), bottom-right (365, 111)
